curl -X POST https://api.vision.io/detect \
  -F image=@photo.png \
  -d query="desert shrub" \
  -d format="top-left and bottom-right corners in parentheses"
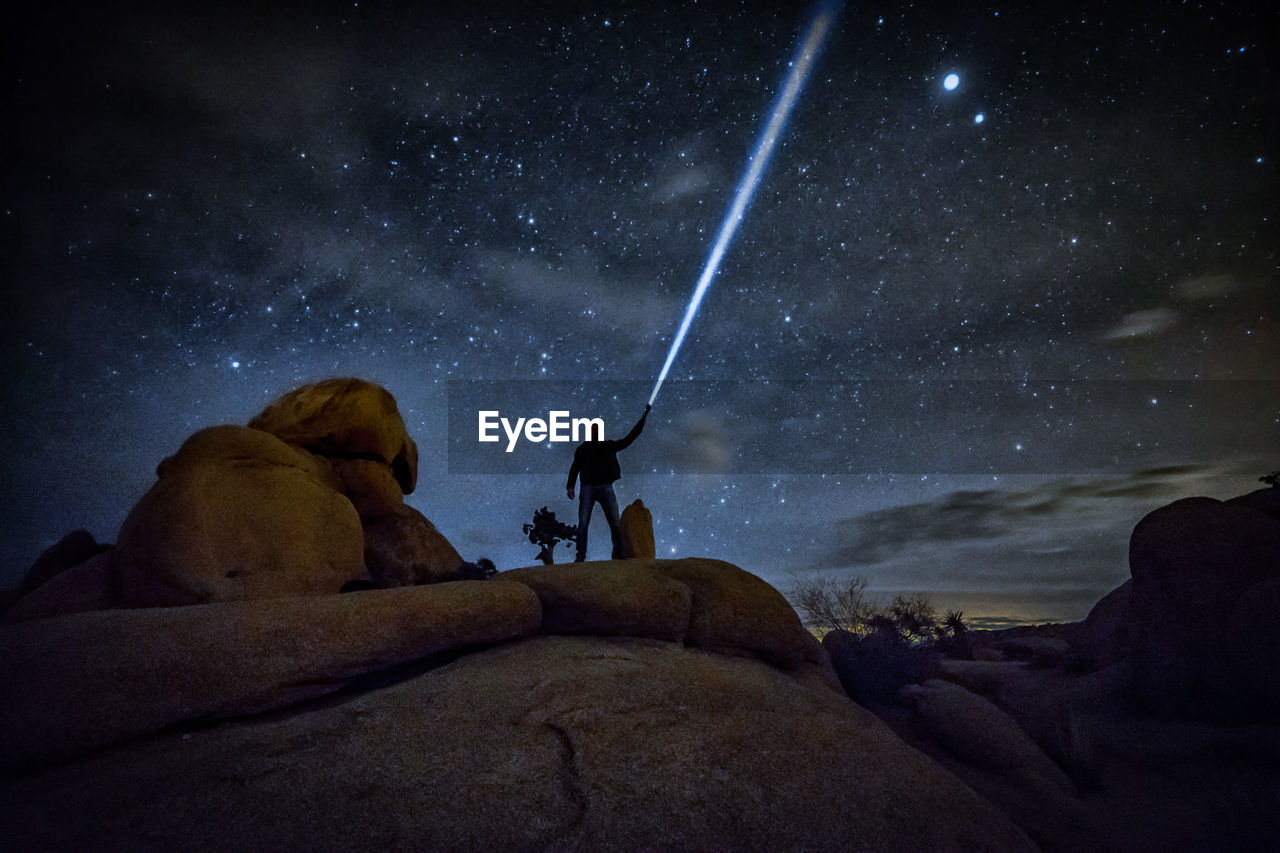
top-left (792, 574), bottom-right (965, 705)
top-left (1261, 470), bottom-right (1280, 488)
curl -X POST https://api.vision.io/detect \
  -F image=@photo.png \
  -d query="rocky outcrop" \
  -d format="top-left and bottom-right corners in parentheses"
top-left (618, 498), bottom-right (655, 558)
top-left (2, 553), bottom-right (117, 623)
top-left (1073, 578), bottom-right (1132, 670)
top-left (362, 504), bottom-right (467, 586)
top-left (0, 633), bottom-right (1034, 851)
top-left (1126, 496), bottom-right (1280, 712)
top-left (247, 377), bottom-right (418, 494)
top-left (20, 529), bottom-right (110, 593)
top-left (502, 561), bottom-right (692, 642)
top-left (0, 580), bottom-right (542, 772)
top-left (112, 425), bottom-right (367, 606)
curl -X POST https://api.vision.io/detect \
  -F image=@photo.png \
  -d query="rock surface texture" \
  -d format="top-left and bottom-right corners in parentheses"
top-left (617, 498), bottom-right (656, 559)
top-left (0, 558), bottom-right (1034, 851)
top-left (112, 425), bottom-right (367, 606)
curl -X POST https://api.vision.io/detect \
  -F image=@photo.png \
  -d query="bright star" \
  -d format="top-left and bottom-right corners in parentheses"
top-left (944, 73), bottom-right (960, 90)
top-left (974, 113), bottom-right (985, 124)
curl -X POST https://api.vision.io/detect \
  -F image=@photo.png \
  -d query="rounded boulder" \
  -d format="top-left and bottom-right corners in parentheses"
top-left (114, 426), bottom-right (366, 606)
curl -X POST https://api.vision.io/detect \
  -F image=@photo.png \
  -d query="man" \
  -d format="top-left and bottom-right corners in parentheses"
top-left (566, 404), bottom-right (650, 562)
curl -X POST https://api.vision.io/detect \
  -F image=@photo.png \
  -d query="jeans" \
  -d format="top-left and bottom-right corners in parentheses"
top-left (576, 483), bottom-right (623, 562)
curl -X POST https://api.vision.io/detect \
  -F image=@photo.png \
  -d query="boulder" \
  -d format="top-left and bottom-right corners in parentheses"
top-left (1227, 487), bottom-right (1280, 522)
top-left (1127, 497), bottom-right (1280, 709)
top-left (21, 529), bottom-right (110, 593)
top-left (329, 457), bottom-right (404, 519)
top-left (896, 679), bottom-right (1105, 849)
top-left (654, 558), bottom-right (817, 670)
top-left (501, 561), bottom-right (692, 642)
top-left (113, 426), bottom-right (366, 606)
top-left (1072, 579), bottom-right (1132, 670)
top-left (247, 378), bottom-right (418, 494)
top-left (1, 553), bottom-right (118, 624)
top-left (899, 679), bottom-right (1075, 792)
top-left (1224, 576), bottom-right (1280, 705)
top-left (362, 504), bottom-right (465, 587)
top-left (617, 498), bottom-right (655, 558)
top-left (0, 635), bottom-right (1034, 851)
top-left (0, 580), bottom-right (542, 772)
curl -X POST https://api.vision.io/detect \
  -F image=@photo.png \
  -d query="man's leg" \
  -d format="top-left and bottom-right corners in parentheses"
top-left (599, 484), bottom-right (624, 559)
top-left (575, 486), bottom-right (596, 562)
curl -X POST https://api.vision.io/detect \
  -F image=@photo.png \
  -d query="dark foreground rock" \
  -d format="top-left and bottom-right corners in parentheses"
top-left (0, 558), bottom-right (1036, 850)
top-left (1, 635), bottom-right (1033, 852)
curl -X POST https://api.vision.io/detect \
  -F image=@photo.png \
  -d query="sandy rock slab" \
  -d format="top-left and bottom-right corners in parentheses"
top-left (1, 636), bottom-right (1034, 852)
top-left (0, 581), bottom-right (540, 773)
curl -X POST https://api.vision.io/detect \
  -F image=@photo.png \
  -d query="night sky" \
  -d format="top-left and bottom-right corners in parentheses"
top-left (4, 0), bottom-right (1277, 625)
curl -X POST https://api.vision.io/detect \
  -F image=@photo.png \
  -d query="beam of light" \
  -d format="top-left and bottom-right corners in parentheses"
top-left (647, 3), bottom-right (839, 408)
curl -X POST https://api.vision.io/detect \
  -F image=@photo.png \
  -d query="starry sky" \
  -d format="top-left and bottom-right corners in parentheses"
top-left (4, 0), bottom-right (1277, 625)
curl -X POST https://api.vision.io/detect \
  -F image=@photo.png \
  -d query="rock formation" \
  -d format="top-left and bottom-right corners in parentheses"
top-left (0, 558), bottom-right (1034, 851)
top-left (2, 378), bottom-right (474, 621)
top-left (247, 376), bottom-right (419, 494)
top-left (618, 498), bottom-right (656, 558)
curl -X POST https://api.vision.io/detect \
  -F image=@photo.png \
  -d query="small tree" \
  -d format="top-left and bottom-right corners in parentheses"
top-left (1261, 471), bottom-right (1280, 488)
top-left (788, 573), bottom-right (875, 636)
top-left (522, 507), bottom-right (577, 565)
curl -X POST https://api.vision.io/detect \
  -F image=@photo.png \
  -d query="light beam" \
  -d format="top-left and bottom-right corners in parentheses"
top-left (647, 3), bottom-right (839, 407)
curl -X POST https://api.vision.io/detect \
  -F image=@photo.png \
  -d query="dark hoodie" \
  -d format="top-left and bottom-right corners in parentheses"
top-left (566, 411), bottom-right (647, 489)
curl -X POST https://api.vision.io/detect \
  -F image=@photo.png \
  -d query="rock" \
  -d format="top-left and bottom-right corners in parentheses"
top-left (1227, 487), bottom-right (1280, 522)
top-left (896, 678), bottom-right (1105, 849)
top-left (653, 558), bottom-right (816, 670)
top-left (21, 529), bottom-right (110, 593)
top-left (113, 426), bottom-right (366, 606)
top-left (329, 457), bottom-right (404, 519)
top-left (0, 635), bottom-right (1034, 851)
top-left (1225, 577), bottom-right (1280, 705)
top-left (501, 561), bottom-right (692, 642)
top-left (362, 504), bottom-right (465, 587)
top-left (899, 679), bottom-right (1075, 792)
top-left (992, 635), bottom-right (1073, 667)
top-left (1127, 497), bottom-right (1280, 710)
top-left (1072, 579), bottom-right (1132, 670)
top-left (0, 580), bottom-right (542, 773)
top-left (2, 553), bottom-right (118, 623)
top-left (247, 377), bottom-right (418, 494)
top-left (617, 498), bottom-right (655, 558)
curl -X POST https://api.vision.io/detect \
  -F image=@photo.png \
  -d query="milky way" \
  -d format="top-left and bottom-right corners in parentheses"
top-left (4, 0), bottom-right (1277, 622)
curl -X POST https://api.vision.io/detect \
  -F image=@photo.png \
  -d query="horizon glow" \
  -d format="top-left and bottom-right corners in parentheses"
top-left (647, 4), bottom-right (839, 407)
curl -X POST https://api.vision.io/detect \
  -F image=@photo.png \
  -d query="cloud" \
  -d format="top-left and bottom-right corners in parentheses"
top-left (822, 464), bottom-right (1223, 568)
top-left (1101, 307), bottom-right (1178, 341)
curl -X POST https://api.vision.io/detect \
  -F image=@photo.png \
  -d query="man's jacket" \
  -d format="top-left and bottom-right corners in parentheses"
top-left (566, 412), bottom-right (647, 489)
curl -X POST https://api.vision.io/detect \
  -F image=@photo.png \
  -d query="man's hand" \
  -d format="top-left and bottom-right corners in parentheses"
top-left (567, 487), bottom-right (575, 500)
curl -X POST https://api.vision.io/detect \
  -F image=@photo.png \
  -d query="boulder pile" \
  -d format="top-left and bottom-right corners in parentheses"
top-left (3, 378), bottom-right (476, 622)
top-left (0, 558), bottom-right (1033, 851)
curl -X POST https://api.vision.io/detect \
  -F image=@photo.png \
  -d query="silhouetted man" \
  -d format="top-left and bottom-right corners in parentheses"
top-left (566, 405), bottom-right (650, 562)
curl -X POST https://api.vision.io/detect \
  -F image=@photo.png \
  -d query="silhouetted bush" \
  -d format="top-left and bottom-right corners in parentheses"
top-left (522, 507), bottom-right (577, 564)
top-left (1261, 470), bottom-right (1280, 488)
top-left (794, 574), bottom-right (966, 706)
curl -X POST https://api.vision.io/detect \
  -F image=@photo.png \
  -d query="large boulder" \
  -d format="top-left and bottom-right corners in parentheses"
top-left (20, 529), bottom-right (110, 593)
top-left (1, 553), bottom-right (118, 624)
top-left (617, 498), bottom-right (656, 558)
top-left (1071, 579), bottom-right (1132, 670)
top-left (247, 378), bottom-right (418, 494)
top-left (0, 634), bottom-right (1034, 851)
top-left (362, 504), bottom-right (466, 587)
top-left (501, 561), bottom-right (693, 642)
top-left (113, 426), bottom-right (366, 606)
top-left (1127, 496), bottom-right (1280, 710)
top-left (0, 580), bottom-right (542, 772)
top-left (329, 457), bottom-right (404, 519)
